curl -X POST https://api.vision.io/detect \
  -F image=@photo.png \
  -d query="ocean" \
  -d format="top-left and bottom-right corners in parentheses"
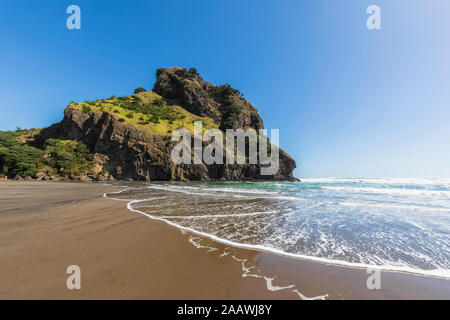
top-left (104, 178), bottom-right (450, 278)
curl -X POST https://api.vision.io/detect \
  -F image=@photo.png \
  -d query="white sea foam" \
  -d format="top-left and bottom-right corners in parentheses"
top-left (301, 177), bottom-right (450, 186)
top-left (264, 278), bottom-right (295, 291)
top-left (102, 187), bottom-right (135, 201)
top-left (188, 236), bottom-right (218, 253)
top-left (163, 184), bottom-right (277, 195)
top-left (231, 256), bottom-right (326, 299)
top-left (145, 184), bottom-right (306, 202)
top-left (231, 256), bottom-right (293, 291)
top-left (292, 289), bottom-right (329, 300)
top-left (103, 180), bottom-right (450, 280)
top-left (220, 248), bottom-right (232, 257)
top-left (339, 201), bottom-right (450, 212)
top-left (160, 210), bottom-right (278, 219)
top-left (323, 186), bottom-right (450, 197)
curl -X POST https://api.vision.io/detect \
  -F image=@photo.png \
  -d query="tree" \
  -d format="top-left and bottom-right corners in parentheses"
top-left (188, 68), bottom-right (199, 77)
top-left (134, 87), bottom-right (146, 94)
top-left (0, 131), bottom-right (42, 177)
top-left (219, 104), bottom-right (242, 131)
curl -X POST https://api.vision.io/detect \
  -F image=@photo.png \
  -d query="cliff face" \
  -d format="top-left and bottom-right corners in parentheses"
top-left (36, 67), bottom-right (297, 181)
top-left (153, 67), bottom-right (264, 131)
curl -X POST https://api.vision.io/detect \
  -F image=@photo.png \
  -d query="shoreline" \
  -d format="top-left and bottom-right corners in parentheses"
top-left (105, 184), bottom-right (450, 280)
top-left (114, 186), bottom-right (450, 280)
top-left (0, 181), bottom-right (449, 299)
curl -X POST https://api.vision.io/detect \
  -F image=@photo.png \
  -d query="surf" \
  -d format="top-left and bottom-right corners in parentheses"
top-left (103, 178), bottom-right (450, 279)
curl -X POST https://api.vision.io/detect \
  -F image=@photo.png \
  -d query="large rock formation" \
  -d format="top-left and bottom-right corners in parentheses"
top-left (37, 67), bottom-right (297, 181)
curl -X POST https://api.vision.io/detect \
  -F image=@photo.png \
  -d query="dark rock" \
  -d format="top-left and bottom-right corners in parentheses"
top-left (39, 106), bottom-right (296, 181)
top-left (153, 67), bottom-right (264, 130)
top-left (36, 67), bottom-right (297, 181)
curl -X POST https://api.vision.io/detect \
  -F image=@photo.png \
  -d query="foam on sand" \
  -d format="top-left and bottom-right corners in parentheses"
top-left (103, 179), bottom-right (450, 280)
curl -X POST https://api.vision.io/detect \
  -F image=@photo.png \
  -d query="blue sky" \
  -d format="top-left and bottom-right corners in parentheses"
top-left (1, 0), bottom-right (449, 177)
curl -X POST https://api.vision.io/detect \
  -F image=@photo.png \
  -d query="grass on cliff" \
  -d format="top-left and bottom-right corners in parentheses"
top-left (0, 129), bottom-right (94, 178)
top-left (71, 91), bottom-right (218, 136)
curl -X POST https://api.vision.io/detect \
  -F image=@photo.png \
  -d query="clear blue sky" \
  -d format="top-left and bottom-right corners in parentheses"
top-left (1, 0), bottom-right (449, 178)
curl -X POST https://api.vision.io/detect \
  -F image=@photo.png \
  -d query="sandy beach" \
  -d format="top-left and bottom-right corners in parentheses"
top-left (0, 181), bottom-right (448, 300)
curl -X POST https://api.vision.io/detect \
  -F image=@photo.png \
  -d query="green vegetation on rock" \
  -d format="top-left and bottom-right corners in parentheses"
top-left (71, 91), bottom-right (217, 136)
top-left (0, 67), bottom-right (296, 182)
top-left (0, 131), bottom-right (42, 177)
top-left (173, 67), bottom-right (200, 79)
top-left (42, 138), bottom-right (94, 176)
top-left (220, 104), bottom-right (242, 131)
top-left (209, 83), bottom-right (244, 99)
top-left (0, 129), bottom-right (94, 179)
top-left (134, 87), bottom-right (146, 94)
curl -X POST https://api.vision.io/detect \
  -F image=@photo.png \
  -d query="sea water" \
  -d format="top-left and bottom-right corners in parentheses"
top-left (105, 178), bottom-right (450, 278)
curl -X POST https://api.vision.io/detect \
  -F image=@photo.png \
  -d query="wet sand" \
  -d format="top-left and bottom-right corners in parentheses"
top-left (0, 181), bottom-right (448, 299)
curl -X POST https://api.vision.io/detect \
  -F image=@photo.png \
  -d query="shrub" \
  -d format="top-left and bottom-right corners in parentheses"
top-left (118, 118), bottom-right (125, 122)
top-left (134, 87), bottom-right (146, 94)
top-left (114, 96), bottom-right (182, 123)
top-left (42, 138), bottom-right (94, 176)
top-left (188, 67), bottom-right (199, 78)
top-left (132, 95), bottom-right (143, 104)
top-left (153, 97), bottom-right (165, 107)
top-left (220, 104), bottom-right (242, 131)
top-left (126, 112), bottom-right (134, 119)
top-left (150, 116), bottom-right (160, 124)
top-left (0, 131), bottom-right (43, 177)
top-left (82, 105), bottom-right (92, 114)
top-left (166, 114), bottom-right (177, 122)
top-left (0, 131), bottom-right (97, 178)
top-left (210, 83), bottom-right (244, 99)
top-left (175, 68), bottom-right (193, 78)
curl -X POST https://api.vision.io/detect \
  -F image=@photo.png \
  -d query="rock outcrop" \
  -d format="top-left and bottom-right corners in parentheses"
top-left (36, 67), bottom-right (297, 181)
top-left (153, 67), bottom-right (264, 130)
